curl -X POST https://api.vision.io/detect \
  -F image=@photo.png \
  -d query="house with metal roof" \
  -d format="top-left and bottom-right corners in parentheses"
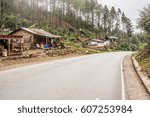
top-left (10, 28), bottom-right (63, 50)
top-left (105, 36), bottom-right (118, 49)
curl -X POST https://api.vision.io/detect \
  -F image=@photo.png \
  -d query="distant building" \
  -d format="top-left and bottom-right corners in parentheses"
top-left (106, 36), bottom-right (117, 40)
top-left (87, 39), bottom-right (105, 47)
top-left (83, 39), bottom-right (104, 50)
top-left (81, 36), bottom-right (118, 50)
top-left (105, 36), bottom-right (118, 48)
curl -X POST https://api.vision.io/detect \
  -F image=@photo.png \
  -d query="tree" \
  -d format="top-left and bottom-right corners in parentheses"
top-left (0, 0), bottom-right (2, 19)
top-left (125, 18), bottom-right (133, 37)
top-left (89, 0), bottom-right (97, 26)
top-left (109, 6), bottom-right (117, 33)
top-left (121, 12), bottom-right (133, 37)
top-left (138, 4), bottom-right (150, 53)
top-left (121, 12), bottom-right (127, 32)
top-left (115, 8), bottom-right (121, 33)
top-left (95, 4), bottom-right (103, 29)
top-left (138, 4), bottom-right (150, 33)
top-left (102, 5), bottom-right (109, 33)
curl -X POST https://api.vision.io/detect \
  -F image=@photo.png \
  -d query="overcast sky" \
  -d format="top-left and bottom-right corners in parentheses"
top-left (98, 0), bottom-right (150, 32)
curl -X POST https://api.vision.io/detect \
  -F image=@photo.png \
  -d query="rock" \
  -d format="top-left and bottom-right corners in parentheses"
top-left (85, 50), bottom-right (89, 54)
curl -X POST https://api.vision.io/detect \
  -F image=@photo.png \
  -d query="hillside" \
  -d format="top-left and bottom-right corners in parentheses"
top-left (0, 0), bottom-right (145, 51)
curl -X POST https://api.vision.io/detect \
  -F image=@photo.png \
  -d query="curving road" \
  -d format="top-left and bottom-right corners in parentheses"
top-left (0, 52), bottom-right (131, 100)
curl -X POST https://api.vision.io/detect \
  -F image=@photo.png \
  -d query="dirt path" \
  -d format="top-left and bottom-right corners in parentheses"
top-left (123, 55), bottom-right (150, 100)
top-left (0, 54), bottom-right (81, 71)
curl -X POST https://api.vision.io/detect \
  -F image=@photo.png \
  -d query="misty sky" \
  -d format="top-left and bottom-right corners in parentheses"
top-left (98, 0), bottom-right (150, 32)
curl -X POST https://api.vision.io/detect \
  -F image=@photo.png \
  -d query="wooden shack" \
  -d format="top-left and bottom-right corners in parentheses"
top-left (10, 28), bottom-right (63, 50)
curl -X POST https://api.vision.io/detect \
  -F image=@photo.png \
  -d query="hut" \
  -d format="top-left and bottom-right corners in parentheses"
top-left (106, 36), bottom-right (117, 44)
top-left (10, 28), bottom-right (64, 50)
top-left (105, 36), bottom-right (118, 48)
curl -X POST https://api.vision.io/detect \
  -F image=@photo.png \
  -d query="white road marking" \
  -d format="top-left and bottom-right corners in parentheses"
top-left (121, 57), bottom-right (126, 100)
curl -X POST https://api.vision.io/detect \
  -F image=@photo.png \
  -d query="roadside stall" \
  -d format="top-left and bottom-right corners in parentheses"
top-left (0, 35), bottom-right (23, 57)
top-left (10, 28), bottom-right (64, 50)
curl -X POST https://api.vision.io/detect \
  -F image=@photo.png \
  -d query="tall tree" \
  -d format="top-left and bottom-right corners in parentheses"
top-left (125, 18), bottom-right (133, 37)
top-left (89, 0), bottom-right (97, 26)
top-left (121, 12), bottom-right (133, 36)
top-left (109, 6), bottom-right (117, 33)
top-left (102, 5), bottom-right (109, 33)
top-left (115, 8), bottom-right (122, 33)
top-left (95, 4), bottom-right (103, 29)
top-left (121, 12), bottom-right (127, 32)
top-left (0, 0), bottom-right (2, 19)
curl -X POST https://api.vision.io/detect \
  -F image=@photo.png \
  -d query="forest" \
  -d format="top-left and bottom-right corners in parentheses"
top-left (0, 0), bottom-right (149, 51)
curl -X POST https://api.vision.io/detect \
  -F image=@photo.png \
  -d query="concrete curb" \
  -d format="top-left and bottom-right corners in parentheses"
top-left (131, 55), bottom-right (150, 94)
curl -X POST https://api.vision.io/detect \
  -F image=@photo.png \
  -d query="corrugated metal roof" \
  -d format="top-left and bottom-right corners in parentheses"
top-left (11, 28), bottom-right (62, 38)
top-left (91, 39), bottom-right (104, 43)
top-left (107, 36), bottom-right (117, 39)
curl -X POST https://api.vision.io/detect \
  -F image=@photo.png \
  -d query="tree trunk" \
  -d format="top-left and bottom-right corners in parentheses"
top-left (92, 11), bottom-right (94, 26)
top-left (0, 0), bottom-right (2, 19)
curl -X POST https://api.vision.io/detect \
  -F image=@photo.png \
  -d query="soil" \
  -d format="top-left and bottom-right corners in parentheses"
top-left (0, 54), bottom-right (81, 71)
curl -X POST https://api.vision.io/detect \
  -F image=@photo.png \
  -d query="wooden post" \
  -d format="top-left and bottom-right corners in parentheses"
top-left (46, 37), bottom-right (48, 45)
top-left (8, 39), bottom-right (11, 56)
top-left (29, 36), bottom-right (34, 49)
top-left (46, 37), bottom-right (48, 49)
top-left (20, 38), bottom-right (23, 55)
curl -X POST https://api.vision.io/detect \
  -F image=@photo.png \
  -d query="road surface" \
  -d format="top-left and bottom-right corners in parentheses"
top-left (0, 52), bottom-right (131, 100)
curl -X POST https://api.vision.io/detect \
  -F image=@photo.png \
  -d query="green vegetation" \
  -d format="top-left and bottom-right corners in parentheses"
top-left (138, 4), bottom-right (150, 53)
top-left (135, 55), bottom-right (150, 78)
top-left (0, 0), bottom-right (143, 51)
top-left (135, 4), bottom-right (150, 77)
top-left (0, 0), bottom-right (149, 75)
top-left (137, 4), bottom-right (150, 54)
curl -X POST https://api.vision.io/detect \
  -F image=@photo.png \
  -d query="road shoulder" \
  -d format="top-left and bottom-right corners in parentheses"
top-left (123, 55), bottom-right (150, 100)
top-left (132, 56), bottom-right (150, 94)
top-left (0, 54), bottom-right (81, 71)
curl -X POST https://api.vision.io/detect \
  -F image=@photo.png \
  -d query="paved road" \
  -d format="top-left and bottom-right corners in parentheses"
top-left (0, 52), bottom-right (131, 100)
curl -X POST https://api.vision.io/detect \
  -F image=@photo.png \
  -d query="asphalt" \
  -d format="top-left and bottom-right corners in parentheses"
top-left (0, 52), bottom-right (131, 100)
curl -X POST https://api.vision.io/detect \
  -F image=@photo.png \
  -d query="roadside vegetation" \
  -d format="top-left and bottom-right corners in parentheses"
top-left (135, 4), bottom-right (150, 78)
top-left (0, 0), bottom-right (145, 52)
top-left (0, 1), bottom-right (149, 67)
top-left (136, 56), bottom-right (150, 78)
